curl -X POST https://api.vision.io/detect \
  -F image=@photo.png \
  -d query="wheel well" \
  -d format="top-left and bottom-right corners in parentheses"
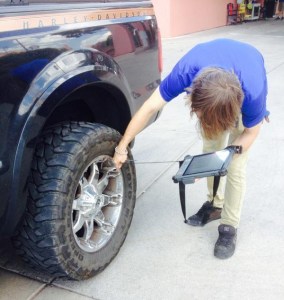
top-left (45, 84), bottom-right (131, 135)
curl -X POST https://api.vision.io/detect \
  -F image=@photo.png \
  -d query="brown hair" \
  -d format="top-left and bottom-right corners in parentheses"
top-left (187, 67), bottom-right (244, 140)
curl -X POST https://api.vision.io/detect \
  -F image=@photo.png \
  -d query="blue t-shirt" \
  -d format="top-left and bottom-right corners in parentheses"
top-left (159, 38), bottom-right (268, 128)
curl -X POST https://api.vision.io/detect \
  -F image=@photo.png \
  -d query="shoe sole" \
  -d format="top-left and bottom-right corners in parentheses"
top-left (186, 215), bottom-right (221, 227)
top-left (214, 250), bottom-right (234, 259)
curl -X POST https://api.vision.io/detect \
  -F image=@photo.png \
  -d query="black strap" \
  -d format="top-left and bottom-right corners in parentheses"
top-left (178, 161), bottom-right (187, 222)
top-left (212, 175), bottom-right (221, 206)
top-left (178, 160), bottom-right (221, 222)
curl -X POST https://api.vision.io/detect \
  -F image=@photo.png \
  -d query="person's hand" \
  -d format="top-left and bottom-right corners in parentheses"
top-left (113, 147), bottom-right (128, 169)
top-left (111, 88), bottom-right (166, 169)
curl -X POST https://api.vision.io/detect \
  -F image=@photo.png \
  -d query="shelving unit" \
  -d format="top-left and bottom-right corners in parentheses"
top-left (244, 3), bottom-right (261, 20)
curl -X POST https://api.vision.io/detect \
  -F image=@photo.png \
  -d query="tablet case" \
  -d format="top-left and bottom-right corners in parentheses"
top-left (172, 146), bottom-right (242, 184)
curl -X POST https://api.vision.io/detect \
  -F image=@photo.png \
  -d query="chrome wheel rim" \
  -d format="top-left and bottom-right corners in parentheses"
top-left (72, 156), bottom-right (123, 253)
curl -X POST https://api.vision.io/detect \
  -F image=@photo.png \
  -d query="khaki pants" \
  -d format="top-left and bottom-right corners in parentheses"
top-left (202, 118), bottom-right (250, 228)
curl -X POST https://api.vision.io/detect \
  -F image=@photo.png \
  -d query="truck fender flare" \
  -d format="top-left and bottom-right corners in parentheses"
top-left (10, 49), bottom-right (133, 227)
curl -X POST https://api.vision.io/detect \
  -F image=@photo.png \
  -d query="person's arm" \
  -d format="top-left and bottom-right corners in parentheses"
top-left (113, 48), bottom-right (197, 168)
top-left (232, 122), bottom-right (262, 152)
top-left (113, 87), bottom-right (167, 169)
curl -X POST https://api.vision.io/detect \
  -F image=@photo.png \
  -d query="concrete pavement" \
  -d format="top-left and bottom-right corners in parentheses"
top-left (1, 20), bottom-right (284, 300)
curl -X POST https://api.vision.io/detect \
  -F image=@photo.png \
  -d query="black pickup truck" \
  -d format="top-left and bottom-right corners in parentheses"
top-left (0, 0), bottom-right (161, 280)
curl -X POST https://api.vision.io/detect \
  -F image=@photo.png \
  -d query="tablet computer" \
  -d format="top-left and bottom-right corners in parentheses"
top-left (172, 147), bottom-right (240, 184)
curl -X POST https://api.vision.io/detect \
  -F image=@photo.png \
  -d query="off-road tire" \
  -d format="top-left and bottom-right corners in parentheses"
top-left (12, 121), bottom-right (136, 280)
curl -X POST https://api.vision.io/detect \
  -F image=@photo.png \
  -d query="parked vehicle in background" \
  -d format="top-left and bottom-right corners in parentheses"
top-left (0, 0), bottom-right (161, 280)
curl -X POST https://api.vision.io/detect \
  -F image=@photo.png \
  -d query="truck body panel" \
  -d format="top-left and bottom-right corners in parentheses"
top-left (0, 1), bottom-right (161, 236)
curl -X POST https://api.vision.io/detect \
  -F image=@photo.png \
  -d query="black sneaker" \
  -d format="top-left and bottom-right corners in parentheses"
top-left (186, 201), bottom-right (222, 226)
top-left (214, 224), bottom-right (237, 259)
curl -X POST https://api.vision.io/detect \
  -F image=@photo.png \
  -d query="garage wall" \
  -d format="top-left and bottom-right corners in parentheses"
top-left (152, 0), bottom-right (233, 38)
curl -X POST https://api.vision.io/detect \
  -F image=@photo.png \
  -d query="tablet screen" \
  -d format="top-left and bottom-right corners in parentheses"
top-left (183, 150), bottom-right (230, 176)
